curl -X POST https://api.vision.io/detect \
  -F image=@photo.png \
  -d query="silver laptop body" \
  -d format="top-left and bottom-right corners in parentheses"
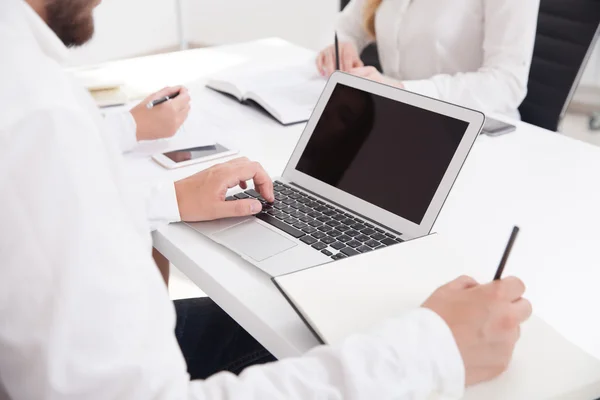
top-left (187, 72), bottom-right (484, 277)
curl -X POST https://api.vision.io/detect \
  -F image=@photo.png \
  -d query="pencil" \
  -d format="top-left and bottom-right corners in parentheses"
top-left (493, 226), bottom-right (520, 281)
top-left (334, 32), bottom-right (340, 71)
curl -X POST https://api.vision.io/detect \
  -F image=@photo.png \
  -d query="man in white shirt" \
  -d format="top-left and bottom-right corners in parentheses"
top-left (0, 0), bottom-right (533, 399)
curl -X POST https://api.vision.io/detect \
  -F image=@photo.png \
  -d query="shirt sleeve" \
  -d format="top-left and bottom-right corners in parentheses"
top-left (104, 111), bottom-right (181, 231)
top-left (190, 308), bottom-right (465, 400)
top-left (402, 0), bottom-right (540, 115)
top-left (0, 108), bottom-right (465, 400)
top-left (103, 111), bottom-right (139, 153)
top-left (336, 0), bottom-right (374, 53)
top-left (145, 180), bottom-right (182, 230)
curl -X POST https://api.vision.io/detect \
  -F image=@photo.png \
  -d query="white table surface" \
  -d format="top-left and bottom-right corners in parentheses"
top-left (101, 38), bottom-right (600, 361)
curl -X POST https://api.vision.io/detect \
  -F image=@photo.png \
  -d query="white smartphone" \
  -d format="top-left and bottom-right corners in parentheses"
top-left (152, 143), bottom-right (239, 169)
top-left (481, 117), bottom-right (516, 137)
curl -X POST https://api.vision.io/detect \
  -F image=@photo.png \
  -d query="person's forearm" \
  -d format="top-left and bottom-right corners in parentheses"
top-left (185, 309), bottom-right (465, 399)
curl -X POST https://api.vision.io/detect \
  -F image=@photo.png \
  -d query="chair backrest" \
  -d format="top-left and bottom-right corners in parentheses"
top-left (340, 0), bottom-right (600, 131)
top-left (519, 0), bottom-right (600, 131)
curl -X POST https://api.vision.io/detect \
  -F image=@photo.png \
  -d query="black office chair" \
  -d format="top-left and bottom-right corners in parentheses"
top-left (520, 0), bottom-right (600, 131)
top-left (339, 0), bottom-right (600, 132)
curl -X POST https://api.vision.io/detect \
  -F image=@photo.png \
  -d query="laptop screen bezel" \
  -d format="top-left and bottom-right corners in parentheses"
top-left (282, 72), bottom-right (485, 239)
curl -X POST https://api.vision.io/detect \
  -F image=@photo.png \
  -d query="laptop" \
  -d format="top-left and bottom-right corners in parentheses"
top-left (187, 72), bottom-right (485, 277)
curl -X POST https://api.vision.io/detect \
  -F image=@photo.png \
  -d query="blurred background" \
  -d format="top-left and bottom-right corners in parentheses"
top-left (69, 0), bottom-right (339, 65)
top-left (71, 0), bottom-right (600, 145)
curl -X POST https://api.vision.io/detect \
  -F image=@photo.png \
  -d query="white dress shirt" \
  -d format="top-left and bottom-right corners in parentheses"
top-left (102, 100), bottom-right (182, 231)
top-left (338, 0), bottom-right (540, 117)
top-left (0, 1), bottom-right (465, 399)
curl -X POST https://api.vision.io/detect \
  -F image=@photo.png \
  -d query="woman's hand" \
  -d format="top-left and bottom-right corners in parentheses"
top-left (316, 41), bottom-right (364, 77)
top-left (130, 86), bottom-right (191, 141)
top-left (348, 66), bottom-right (405, 89)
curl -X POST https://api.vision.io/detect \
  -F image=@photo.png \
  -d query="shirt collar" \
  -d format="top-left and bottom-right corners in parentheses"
top-left (21, 0), bottom-right (71, 65)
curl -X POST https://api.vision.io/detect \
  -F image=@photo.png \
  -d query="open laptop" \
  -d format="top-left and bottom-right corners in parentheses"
top-left (187, 72), bottom-right (484, 277)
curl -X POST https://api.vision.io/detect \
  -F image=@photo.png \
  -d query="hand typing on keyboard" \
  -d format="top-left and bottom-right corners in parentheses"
top-left (174, 157), bottom-right (275, 222)
top-left (229, 180), bottom-right (404, 261)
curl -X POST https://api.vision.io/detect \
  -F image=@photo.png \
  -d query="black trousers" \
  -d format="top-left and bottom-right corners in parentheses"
top-left (174, 297), bottom-right (276, 380)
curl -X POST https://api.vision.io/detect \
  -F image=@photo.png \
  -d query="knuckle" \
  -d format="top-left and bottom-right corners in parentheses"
top-left (506, 276), bottom-right (525, 292)
top-left (514, 277), bottom-right (526, 293)
top-left (489, 285), bottom-right (504, 301)
top-left (499, 312), bottom-right (518, 331)
top-left (207, 166), bottom-right (219, 178)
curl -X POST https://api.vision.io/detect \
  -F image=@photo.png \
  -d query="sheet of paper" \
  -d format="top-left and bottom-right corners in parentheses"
top-left (432, 132), bottom-right (600, 365)
top-left (275, 235), bottom-right (600, 399)
top-left (208, 60), bottom-right (327, 124)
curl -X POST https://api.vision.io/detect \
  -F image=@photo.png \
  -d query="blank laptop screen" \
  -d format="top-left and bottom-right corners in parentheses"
top-left (295, 83), bottom-right (469, 225)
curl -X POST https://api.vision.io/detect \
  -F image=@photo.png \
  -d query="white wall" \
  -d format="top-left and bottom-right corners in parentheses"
top-left (69, 0), bottom-right (339, 65)
top-left (185, 0), bottom-right (338, 51)
top-left (69, 0), bottom-right (180, 65)
top-left (580, 40), bottom-right (600, 88)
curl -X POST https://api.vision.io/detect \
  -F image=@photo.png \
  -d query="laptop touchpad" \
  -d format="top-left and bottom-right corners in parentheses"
top-left (213, 220), bottom-right (297, 262)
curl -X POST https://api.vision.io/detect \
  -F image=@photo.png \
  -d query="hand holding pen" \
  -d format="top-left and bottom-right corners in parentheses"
top-left (422, 226), bottom-right (531, 386)
top-left (316, 32), bottom-right (364, 77)
top-left (130, 86), bottom-right (191, 141)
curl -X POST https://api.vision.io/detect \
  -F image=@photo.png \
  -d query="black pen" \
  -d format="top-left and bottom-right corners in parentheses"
top-left (146, 91), bottom-right (180, 109)
top-left (334, 32), bottom-right (340, 71)
top-left (493, 226), bottom-right (520, 280)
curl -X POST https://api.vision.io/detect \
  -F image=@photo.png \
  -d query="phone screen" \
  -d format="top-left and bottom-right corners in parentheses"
top-left (163, 143), bottom-right (230, 164)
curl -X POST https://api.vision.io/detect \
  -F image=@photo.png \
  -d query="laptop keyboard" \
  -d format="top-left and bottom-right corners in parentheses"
top-left (226, 181), bottom-right (404, 261)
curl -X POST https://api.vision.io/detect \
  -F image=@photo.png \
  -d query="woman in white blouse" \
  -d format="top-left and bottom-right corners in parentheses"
top-left (317, 0), bottom-right (540, 117)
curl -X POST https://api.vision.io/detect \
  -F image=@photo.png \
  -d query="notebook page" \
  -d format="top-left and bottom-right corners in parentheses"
top-left (208, 62), bottom-right (326, 124)
top-left (275, 234), bottom-right (600, 399)
top-left (249, 76), bottom-right (325, 124)
top-left (275, 234), bottom-right (481, 344)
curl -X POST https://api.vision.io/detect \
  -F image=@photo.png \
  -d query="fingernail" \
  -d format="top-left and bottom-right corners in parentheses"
top-left (250, 201), bottom-right (261, 214)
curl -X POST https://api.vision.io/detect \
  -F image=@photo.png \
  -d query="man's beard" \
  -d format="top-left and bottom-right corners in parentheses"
top-left (45, 0), bottom-right (96, 47)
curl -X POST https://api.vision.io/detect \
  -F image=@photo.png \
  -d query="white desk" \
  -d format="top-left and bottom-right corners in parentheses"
top-left (104, 39), bottom-right (600, 361)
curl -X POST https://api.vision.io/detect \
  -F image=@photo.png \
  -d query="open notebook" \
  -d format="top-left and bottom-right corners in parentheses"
top-left (273, 234), bottom-right (600, 399)
top-left (206, 63), bottom-right (327, 125)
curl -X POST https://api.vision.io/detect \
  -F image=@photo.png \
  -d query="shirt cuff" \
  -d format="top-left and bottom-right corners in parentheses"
top-left (147, 181), bottom-right (181, 231)
top-left (402, 79), bottom-right (441, 100)
top-left (371, 308), bottom-right (465, 399)
top-left (103, 112), bottom-right (138, 153)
